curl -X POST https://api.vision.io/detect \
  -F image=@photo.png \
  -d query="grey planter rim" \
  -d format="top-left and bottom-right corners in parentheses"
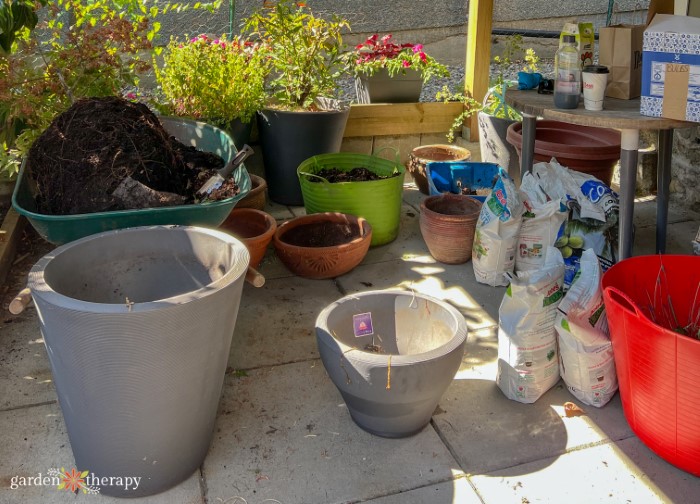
top-left (29, 225), bottom-right (249, 314)
top-left (316, 289), bottom-right (468, 366)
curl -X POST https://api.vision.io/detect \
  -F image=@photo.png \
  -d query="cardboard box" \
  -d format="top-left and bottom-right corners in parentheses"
top-left (640, 13), bottom-right (700, 121)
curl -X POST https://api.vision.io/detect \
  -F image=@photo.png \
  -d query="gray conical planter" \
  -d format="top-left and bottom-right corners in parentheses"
top-left (478, 111), bottom-right (521, 184)
top-left (355, 68), bottom-right (423, 103)
top-left (257, 98), bottom-right (349, 206)
top-left (316, 290), bottom-right (468, 438)
top-left (27, 226), bottom-right (249, 497)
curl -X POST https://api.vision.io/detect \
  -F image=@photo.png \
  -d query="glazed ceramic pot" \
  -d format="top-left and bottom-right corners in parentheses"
top-left (316, 289), bottom-right (468, 438)
top-left (420, 194), bottom-right (482, 264)
top-left (273, 212), bottom-right (372, 279)
top-left (237, 174), bottom-right (267, 211)
top-left (220, 208), bottom-right (276, 269)
top-left (407, 144), bottom-right (471, 195)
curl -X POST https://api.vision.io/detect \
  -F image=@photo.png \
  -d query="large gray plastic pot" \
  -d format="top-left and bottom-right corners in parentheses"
top-left (27, 226), bottom-right (249, 497)
top-left (316, 290), bottom-right (467, 438)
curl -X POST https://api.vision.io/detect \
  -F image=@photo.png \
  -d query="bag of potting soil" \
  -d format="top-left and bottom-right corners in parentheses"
top-left (472, 169), bottom-right (524, 287)
top-left (531, 160), bottom-right (619, 289)
top-left (556, 249), bottom-right (618, 407)
top-left (515, 173), bottom-right (569, 273)
top-left (496, 247), bottom-right (565, 404)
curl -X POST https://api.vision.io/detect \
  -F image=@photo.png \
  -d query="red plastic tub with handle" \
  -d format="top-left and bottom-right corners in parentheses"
top-left (602, 255), bottom-right (700, 476)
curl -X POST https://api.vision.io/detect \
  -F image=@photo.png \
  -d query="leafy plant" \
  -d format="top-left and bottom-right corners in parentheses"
top-left (350, 33), bottom-right (449, 83)
top-left (0, 0), bottom-right (219, 180)
top-left (155, 34), bottom-right (269, 126)
top-left (243, 0), bottom-right (350, 111)
top-left (435, 85), bottom-right (481, 143)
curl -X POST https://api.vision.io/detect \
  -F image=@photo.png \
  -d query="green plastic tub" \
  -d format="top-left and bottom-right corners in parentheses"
top-left (12, 117), bottom-right (251, 245)
top-left (298, 152), bottom-right (404, 246)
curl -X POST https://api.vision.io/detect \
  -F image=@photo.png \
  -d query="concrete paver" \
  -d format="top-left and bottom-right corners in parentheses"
top-left (470, 437), bottom-right (700, 503)
top-left (363, 477), bottom-right (482, 504)
top-left (203, 361), bottom-right (464, 504)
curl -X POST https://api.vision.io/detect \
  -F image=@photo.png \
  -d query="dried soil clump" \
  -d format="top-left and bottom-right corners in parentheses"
top-left (27, 97), bottom-right (236, 215)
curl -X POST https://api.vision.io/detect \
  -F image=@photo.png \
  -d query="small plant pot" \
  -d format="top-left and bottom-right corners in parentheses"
top-left (316, 289), bottom-right (468, 438)
top-left (420, 194), bottom-right (482, 264)
top-left (407, 145), bottom-right (471, 195)
top-left (237, 174), bottom-right (267, 211)
top-left (220, 208), bottom-right (277, 269)
top-left (273, 212), bottom-right (372, 279)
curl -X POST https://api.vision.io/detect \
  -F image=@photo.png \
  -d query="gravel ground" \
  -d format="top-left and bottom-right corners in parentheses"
top-left (337, 60), bottom-right (556, 104)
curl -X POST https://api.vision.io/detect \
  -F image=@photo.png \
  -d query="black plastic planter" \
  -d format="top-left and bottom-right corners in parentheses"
top-left (257, 99), bottom-right (349, 206)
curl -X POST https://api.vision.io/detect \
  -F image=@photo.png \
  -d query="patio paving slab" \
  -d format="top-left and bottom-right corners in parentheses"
top-left (362, 477), bottom-right (482, 504)
top-left (432, 377), bottom-right (635, 475)
top-left (0, 314), bottom-right (55, 411)
top-left (470, 436), bottom-right (700, 503)
top-left (229, 277), bottom-right (341, 370)
top-left (0, 403), bottom-right (204, 503)
top-left (203, 360), bottom-right (464, 504)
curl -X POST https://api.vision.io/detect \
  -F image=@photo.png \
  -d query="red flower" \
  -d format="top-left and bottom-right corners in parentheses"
top-left (402, 60), bottom-right (411, 68)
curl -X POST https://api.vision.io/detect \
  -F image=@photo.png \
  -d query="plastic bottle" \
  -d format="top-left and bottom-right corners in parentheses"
top-left (554, 35), bottom-right (581, 109)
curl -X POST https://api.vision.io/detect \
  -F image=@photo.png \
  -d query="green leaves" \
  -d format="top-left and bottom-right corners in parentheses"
top-left (244, 0), bottom-right (350, 110)
top-left (0, 0), bottom-right (46, 54)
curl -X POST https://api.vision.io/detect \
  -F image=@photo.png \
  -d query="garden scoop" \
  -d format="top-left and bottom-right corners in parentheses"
top-left (197, 144), bottom-right (254, 197)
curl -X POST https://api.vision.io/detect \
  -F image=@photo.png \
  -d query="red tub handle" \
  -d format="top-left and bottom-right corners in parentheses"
top-left (604, 286), bottom-right (643, 318)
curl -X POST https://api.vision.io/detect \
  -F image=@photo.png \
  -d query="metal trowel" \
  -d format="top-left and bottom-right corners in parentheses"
top-left (197, 144), bottom-right (254, 196)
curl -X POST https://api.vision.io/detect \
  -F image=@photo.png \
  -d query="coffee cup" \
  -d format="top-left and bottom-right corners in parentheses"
top-left (582, 65), bottom-right (609, 111)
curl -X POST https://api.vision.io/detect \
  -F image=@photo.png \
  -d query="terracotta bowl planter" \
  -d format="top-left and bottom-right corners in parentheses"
top-left (236, 174), bottom-right (267, 210)
top-left (420, 194), bottom-right (482, 264)
top-left (407, 144), bottom-right (471, 195)
top-left (506, 120), bottom-right (621, 186)
top-left (273, 212), bottom-right (372, 279)
top-left (220, 208), bottom-right (276, 269)
top-left (316, 289), bottom-right (468, 437)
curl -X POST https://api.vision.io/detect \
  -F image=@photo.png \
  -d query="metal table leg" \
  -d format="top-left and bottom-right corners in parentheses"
top-left (520, 113), bottom-right (537, 181)
top-left (656, 129), bottom-right (673, 254)
top-left (619, 129), bottom-right (639, 260)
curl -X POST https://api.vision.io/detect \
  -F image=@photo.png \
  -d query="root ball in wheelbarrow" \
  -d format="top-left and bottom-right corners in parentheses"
top-left (27, 96), bottom-right (239, 215)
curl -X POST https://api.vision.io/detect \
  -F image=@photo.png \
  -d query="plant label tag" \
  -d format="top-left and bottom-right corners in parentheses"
top-left (352, 312), bottom-right (374, 337)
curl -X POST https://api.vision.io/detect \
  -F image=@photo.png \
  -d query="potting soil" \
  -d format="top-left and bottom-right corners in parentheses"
top-left (309, 167), bottom-right (399, 183)
top-left (27, 97), bottom-right (238, 215)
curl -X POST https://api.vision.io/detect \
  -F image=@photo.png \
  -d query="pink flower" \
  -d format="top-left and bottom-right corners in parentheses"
top-left (126, 92), bottom-right (137, 100)
top-left (412, 44), bottom-right (423, 53)
top-left (381, 34), bottom-right (392, 43)
top-left (402, 60), bottom-right (411, 68)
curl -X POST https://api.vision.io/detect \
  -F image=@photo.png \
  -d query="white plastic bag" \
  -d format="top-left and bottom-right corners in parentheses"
top-left (555, 249), bottom-right (618, 407)
top-left (497, 247), bottom-right (565, 403)
top-left (531, 160), bottom-right (619, 289)
top-left (472, 170), bottom-right (524, 287)
top-left (516, 173), bottom-right (569, 272)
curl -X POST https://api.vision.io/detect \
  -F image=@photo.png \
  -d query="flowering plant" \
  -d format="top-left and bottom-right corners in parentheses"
top-left (351, 34), bottom-right (449, 83)
top-left (244, 0), bottom-right (350, 111)
top-left (155, 34), bottom-right (269, 126)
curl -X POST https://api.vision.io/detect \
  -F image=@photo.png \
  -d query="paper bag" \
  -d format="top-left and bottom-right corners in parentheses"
top-left (599, 24), bottom-right (645, 99)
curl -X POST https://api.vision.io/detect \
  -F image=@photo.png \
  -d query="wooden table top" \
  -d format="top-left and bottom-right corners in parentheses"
top-left (505, 88), bottom-right (696, 131)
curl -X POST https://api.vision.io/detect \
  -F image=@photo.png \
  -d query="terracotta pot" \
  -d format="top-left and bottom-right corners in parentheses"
top-left (273, 212), bottom-right (372, 279)
top-left (220, 208), bottom-right (276, 269)
top-left (237, 174), bottom-right (267, 210)
top-left (408, 144), bottom-right (471, 195)
top-left (506, 120), bottom-right (621, 186)
top-left (420, 194), bottom-right (482, 264)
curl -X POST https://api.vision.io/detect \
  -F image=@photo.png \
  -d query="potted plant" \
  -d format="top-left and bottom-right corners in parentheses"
top-left (154, 34), bottom-right (269, 148)
top-left (351, 33), bottom-right (449, 103)
top-left (437, 35), bottom-right (539, 182)
top-left (244, 0), bottom-right (351, 206)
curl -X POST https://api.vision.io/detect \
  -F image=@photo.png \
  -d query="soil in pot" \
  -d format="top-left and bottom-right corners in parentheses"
top-left (309, 167), bottom-right (400, 183)
top-left (282, 221), bottom-right (360, 247)
top-left (27, 97), bottom-right (240, 215)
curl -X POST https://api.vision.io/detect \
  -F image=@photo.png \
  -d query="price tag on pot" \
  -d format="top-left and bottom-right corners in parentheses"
top-left (353, 312), bottom-right (374, 337)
